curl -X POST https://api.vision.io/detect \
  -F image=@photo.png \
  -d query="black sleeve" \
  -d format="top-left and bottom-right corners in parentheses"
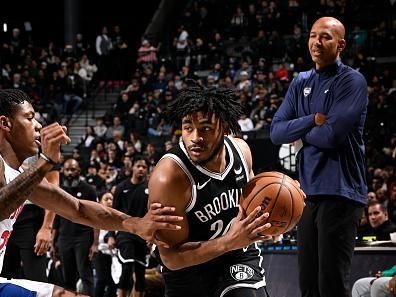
top-left (84, 183), bottom-right (98, 202)
top-left (112, 183), bottom-right (124, 211)
top-left (52, 215), bottom-right (60, 230)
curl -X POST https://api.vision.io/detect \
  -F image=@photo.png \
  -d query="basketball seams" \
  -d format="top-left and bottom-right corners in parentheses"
top-left (240, 171), bottom-right (305, 236)
top-left (279, 183), bottom-right (295, 232)
top-left (244, 182), bottom-right (282, 215)
top-left (264, 174), bottom-right (286, 234)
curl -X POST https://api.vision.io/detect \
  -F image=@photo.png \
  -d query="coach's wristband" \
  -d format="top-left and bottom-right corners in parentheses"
top-left (39, 153), bottom-right (58, 166)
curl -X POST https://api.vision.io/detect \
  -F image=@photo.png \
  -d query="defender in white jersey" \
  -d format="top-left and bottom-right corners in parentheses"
top-left (146, 81), bottom-right (274, 297)
top-left (0, 89), bottom-right (183, 297)
top-left (0, 157), bottom-right (58, 297)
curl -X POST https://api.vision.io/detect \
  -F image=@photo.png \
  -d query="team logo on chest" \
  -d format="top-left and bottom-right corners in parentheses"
top-left (230, 264), bottom-right (254, 281)
top-left (303, 87), bottom-right (311, 97)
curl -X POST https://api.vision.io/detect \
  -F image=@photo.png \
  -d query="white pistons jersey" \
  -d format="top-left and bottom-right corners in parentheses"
top-left (0, 155), bottom-right (24, 273)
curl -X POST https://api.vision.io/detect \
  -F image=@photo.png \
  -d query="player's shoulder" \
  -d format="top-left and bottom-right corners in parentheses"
top-left (228, 135), bottom-right (250, 152)
top-left (151, 156), bottom-right (189, 185)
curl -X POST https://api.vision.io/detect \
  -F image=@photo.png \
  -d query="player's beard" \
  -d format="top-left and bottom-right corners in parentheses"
top-left (195, 135), bottom-right (225, 166)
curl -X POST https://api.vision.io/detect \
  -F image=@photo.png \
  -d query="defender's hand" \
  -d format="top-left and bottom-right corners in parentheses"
top-left (40, 123), bottom-right (70, 163)
top-left (123, 203), bottom-right (183, 248)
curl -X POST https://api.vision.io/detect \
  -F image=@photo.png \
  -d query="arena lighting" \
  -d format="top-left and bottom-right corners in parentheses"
top-left (3, 23), bottom-right (7, 33)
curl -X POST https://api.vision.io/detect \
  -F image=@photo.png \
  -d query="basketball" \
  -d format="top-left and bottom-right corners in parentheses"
top-left (240, 171), bottom-right (305, 236)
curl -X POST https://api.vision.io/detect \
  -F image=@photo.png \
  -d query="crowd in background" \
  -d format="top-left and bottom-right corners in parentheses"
top-left (1, 0), bottom-right (396, 296)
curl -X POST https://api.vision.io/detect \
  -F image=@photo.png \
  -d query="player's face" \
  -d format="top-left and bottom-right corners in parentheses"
top-left (7, 101), bottom-right (42, 160)
top-left (308, 19), bottom-right (344, 70)
top-left (181, 111), bottom-right (226, 165)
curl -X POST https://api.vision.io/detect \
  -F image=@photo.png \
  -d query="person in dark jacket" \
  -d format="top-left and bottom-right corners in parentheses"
top-left (364, 200), bottom-right (396, 241)
top-left (270, 17), bottom-right (368, 297)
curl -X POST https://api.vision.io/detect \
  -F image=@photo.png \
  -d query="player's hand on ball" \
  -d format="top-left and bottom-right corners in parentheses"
top-left (223, 206), bottom-right (271, 250)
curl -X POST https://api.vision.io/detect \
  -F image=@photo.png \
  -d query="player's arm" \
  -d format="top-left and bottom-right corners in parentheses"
top-left (0, 158), bottom-right (53, 220)
top-left (29, 178), bottom-right (182, 247)
top-left (34, 170), bottom-right (58, 256)
top-left (151, 158), bottom-right (271, 271)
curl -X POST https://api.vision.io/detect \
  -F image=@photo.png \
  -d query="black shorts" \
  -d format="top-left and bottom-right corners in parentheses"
top-left (163, 243), bottom-right (266, 297)
top-left (117, 240), bottom-right (148, 266)
top-left (117, 240), bottom-right (149, 290)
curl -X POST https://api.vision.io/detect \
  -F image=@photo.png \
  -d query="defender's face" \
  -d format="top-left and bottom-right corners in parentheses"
top-left (308, 19), bottom-right (344, 70)
top-left (7, 101), bottom-right (42, 160)
top-left (181, 111), bottom-right (226, 165)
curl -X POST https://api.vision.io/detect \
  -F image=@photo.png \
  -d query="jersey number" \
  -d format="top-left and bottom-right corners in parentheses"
top-left (0, 230), bottom-right (11, 250)
top-left (209, 218), bottom-right (235, 240)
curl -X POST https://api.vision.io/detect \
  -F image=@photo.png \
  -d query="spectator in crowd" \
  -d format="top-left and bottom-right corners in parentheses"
top-left (95, 26), bottom-right (113, 83)
top-left (62, 66), bottom-right (84, 119)
top-left (143, 143), bottom-right (161, 170)
top-left (111, 25), bottom-right (129, 81)
top-left (85, 163), bottom-right (106, 193)
top-left (174, 25), bottom-right (189, 69)
top-left (93, 116), bottom-right (108, 140)
top-left (362, 200), bottom-right (396, 241)
top-left (352, 266), bottom-right (396, 297)
top-left (55, 158), bottom-right (99, 295)
top-left (93, 191), bottom-right (117, 297)
top-left (238, 113), bottom-right (254, 132)
top-left (109, 156), bottom-right (150, 297)
top-left (137, 39), bottom-right (158, 67)
top-left (78, 126), bottom-right (98, 165)
top-left (75, 33), bottom-right (90, 58)
top-left (115, 91), bottom-right (133, 118)
top-left (105, 115), bottom-right (125, 140)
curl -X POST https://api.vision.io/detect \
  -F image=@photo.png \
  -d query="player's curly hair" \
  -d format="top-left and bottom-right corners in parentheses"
top-left (166, 80), bottom-right (243, 135)
top-left (0, 89), bottom-right (32, 117)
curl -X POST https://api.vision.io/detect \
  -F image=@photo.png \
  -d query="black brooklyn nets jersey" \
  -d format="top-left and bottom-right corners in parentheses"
top-left (163, 135), bottom-right (250, 242)
top-left (160, 136), bottom-right (266, 297)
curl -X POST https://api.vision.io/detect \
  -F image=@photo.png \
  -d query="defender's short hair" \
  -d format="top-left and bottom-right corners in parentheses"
top-left (0, 89), bottom-right (32, 117)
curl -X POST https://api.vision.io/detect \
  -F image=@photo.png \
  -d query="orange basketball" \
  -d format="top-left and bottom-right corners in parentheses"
top-left (240, 171), bottom-right (305, 236)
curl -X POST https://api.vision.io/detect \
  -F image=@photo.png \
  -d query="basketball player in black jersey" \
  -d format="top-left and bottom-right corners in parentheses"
top-left (145, 81), bottom-right (272, 297)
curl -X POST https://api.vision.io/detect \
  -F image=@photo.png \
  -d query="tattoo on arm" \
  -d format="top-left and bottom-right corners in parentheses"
top-left (0, 164), bottom-right (47, 220)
